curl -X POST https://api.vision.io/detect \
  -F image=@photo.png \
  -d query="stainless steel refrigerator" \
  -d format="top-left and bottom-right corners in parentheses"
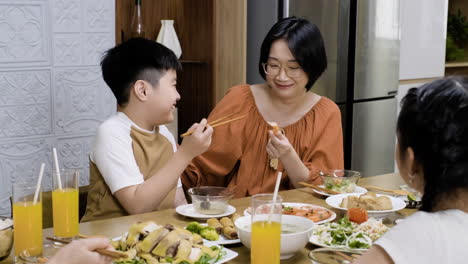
top-left (247, 0), bottom-right (400, 177)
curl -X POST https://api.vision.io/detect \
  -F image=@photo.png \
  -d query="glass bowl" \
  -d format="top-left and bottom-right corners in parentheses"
top-left (0, 217), bottom-right (14, 261)
top-left (188, 186), bottom-right (233, 215)
top-left (320, 170), bottom-right (361, 193)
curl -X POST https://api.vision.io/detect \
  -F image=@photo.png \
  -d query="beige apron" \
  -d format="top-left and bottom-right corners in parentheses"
top-left (81, 126), bottom-right (177, 222)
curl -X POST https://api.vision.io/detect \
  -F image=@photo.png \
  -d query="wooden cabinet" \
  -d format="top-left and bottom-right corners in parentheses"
top-left (115, 0), bottom-right (246, 139)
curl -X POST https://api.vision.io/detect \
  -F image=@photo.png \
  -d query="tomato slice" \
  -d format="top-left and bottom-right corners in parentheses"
top-left (348, 207), bottom-right (368, 224)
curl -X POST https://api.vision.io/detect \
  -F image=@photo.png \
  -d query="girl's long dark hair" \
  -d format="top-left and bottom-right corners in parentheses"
top-left (397, 76), bottom-right (468, 212)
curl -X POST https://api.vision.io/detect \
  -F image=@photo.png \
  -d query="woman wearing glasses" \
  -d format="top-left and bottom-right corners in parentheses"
top-left (182, 17), bottom-right (344, 197)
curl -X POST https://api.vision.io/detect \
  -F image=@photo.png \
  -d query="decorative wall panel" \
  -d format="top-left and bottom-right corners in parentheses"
top-left (83, 0), bottom-right (113, 33)
top-left (52, 0), bottom-right (80, 32)
top-left (0, 70), bottom-right (52, 138)
top-left (53, 34), bottom-right (81, 65)
top-left (0, 1), bottom-right (50, 67)
top-left (0, 0), bottom-right (115, 217)
top-left (83, 33), bottom-right (113, 65)
top-left (54, 67), bottom-right (114, 135)
top-left (57, 136), bottom-right (93, 186)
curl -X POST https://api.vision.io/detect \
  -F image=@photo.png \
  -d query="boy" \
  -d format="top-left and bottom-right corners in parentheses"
top-left (81, 38), bottom-right (213, 222)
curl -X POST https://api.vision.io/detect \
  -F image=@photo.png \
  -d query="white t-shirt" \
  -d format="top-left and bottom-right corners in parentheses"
top-left (375, 209), bottom-right (468, 264)
top-left (90, 112), bottom-right (181, 194)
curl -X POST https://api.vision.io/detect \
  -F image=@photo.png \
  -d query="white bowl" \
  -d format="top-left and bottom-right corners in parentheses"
top-left (325, 193), bottom-right (407, 219)
top-left (234, 215), bottom-right (315, 259)
top-left (0, 217), bottom-right (13, 261)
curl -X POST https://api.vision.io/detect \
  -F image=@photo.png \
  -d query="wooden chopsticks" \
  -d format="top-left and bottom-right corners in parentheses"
top-left (180, 113), bottom-right (246, 137)
top-left (298, 181), bottom-right (340, 195)
top-left (335, 251), bottom-right (359, 261)
top-left (45, 237), bottom-right (127, 259)
top-left (361, 186), bottom-right (412, 196)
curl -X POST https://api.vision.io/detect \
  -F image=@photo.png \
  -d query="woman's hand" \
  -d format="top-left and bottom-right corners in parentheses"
top-left (47, 237), bottom-right (114, 264)
top-left (266, 130), bottom-right (293, 159)
top-left (267, 130), bottom-right (309, 188)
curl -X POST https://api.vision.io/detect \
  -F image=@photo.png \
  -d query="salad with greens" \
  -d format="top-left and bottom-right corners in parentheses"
top-left (323, 178), bottom-right (356, 193)
top-left (312, 217), bottom-right (389, 250)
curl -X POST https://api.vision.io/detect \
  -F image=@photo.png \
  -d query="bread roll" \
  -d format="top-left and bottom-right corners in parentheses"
top-left (341, 192), bottom-right (393, 211)
top-left (376, 196), bottom-right (392, 210)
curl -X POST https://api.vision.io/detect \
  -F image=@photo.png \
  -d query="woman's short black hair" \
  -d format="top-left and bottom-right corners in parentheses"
top-left (101, 37), bottom-right (182, 106)
top-left (258, 16), bottom-right (327, 91)
top-left (397, 76), bottom-right (468, 212)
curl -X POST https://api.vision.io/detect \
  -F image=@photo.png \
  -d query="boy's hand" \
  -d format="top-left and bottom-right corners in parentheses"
top-left (180, 118), bottom-right (213, 159)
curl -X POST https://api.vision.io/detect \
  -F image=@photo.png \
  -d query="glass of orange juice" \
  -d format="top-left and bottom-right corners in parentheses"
top-left (251, 193), bottom-right (282, 264)
top-left (13, 182), bottom-right (43, 263)
top-left (52, 169), bottom-right (79, 241)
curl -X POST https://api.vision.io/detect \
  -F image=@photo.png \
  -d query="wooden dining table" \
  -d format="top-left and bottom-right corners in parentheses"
top-left (1, 173), bottom-right (416, 264)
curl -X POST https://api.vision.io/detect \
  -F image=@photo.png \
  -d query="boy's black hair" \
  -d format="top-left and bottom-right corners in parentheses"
top-left (258, 16), bottom-right (327, 91)
top-left (397, 76), bottom-right (468, 212)
top-left (101, 38), bottom-right (182, 106)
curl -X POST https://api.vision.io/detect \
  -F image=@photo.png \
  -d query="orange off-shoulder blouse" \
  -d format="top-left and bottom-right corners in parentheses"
top-left (182, 84), bottom-right (344, 198)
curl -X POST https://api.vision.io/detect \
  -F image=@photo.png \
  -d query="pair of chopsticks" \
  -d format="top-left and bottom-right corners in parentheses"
top-left (335, 250), bottom-right (361, 261)
top-left (180, 112), bottom-right (246, 137)
top-left (362, 186), bottom-right (412, 196)
top-left (298, 181), bottom-right (340, 195)
top-left (45, 236), bottom-right (127, 259)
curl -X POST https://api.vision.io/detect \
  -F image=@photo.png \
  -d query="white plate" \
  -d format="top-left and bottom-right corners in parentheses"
top-left (176, 204), bottom-right (236, 220)
top-left (309, 234), bottom-right (368, 252)
top-left (396, 195), bottom-right (422, 208)
top-left (325, 193), bottom-right (407, 219)
top-left (196, 223), bottom-right (241, 245)
top-left (312, 185), bottom-right (367, 197)
top-left (111, 237), bottom-right (238, 264)
top-left (243, 202), bottom-right (336, 225)
top-left (204, 241), bottom-right (239, 263)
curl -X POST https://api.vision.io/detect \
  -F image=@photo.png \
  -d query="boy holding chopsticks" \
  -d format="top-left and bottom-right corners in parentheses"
top-left (81, 38), bottom-right (213, 222)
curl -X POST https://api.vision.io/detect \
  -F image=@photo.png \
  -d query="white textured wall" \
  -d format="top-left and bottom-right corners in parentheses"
top-left (0, 0), bottom-right (116, 217)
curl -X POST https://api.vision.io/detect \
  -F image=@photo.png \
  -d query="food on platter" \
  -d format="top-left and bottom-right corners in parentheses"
top-left (206, 218), bottom-right (223, 234)
top-left (219, 216), bottom-right (238, 240)
top-left (245, 203), bottom-right (335, 224)
top-left (312, 217), bottom-right (389, 250)
top-left (282, 205), bottom-right (333, 223)
top-left (111, 221), bottom-right (225, 264)
top-left (187, 214), bottom-right (240, 242)
top-left (347, 208), bottom-right (368, 224)
top-left (340, 192), bottom-right (392, 211)
top-left (186, 222), bottom-right (219, 241)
